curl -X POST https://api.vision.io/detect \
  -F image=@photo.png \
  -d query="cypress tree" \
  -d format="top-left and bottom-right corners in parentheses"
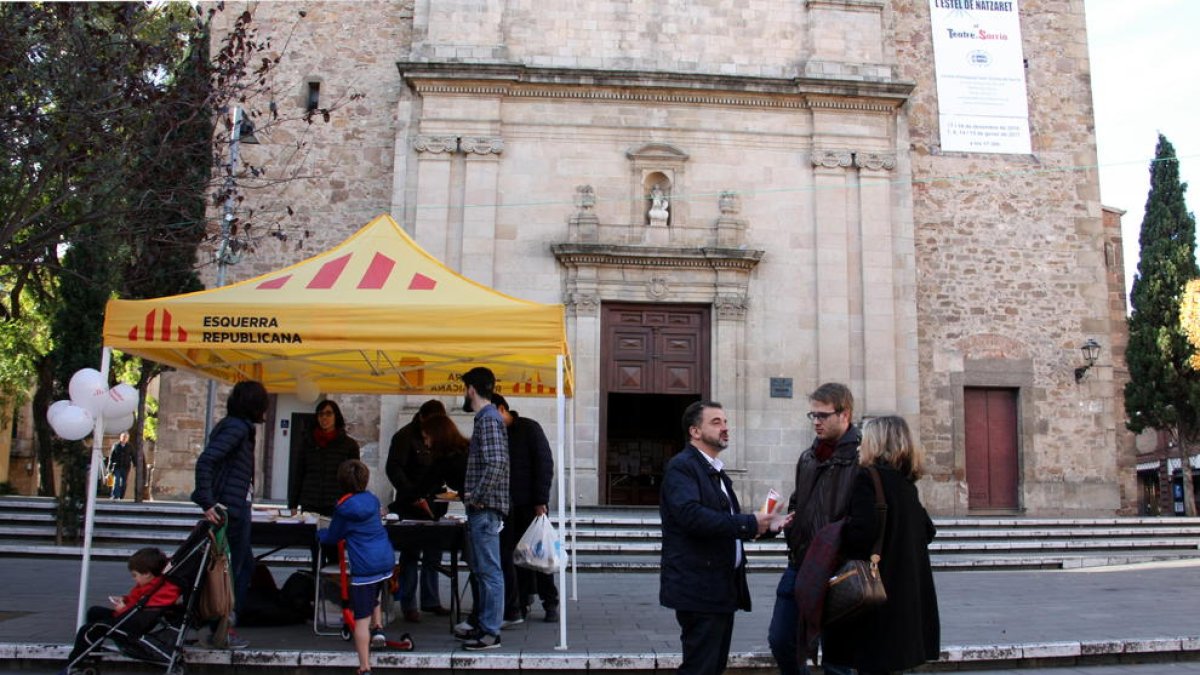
top-left (1125, 134), bottom-right (1199, 516)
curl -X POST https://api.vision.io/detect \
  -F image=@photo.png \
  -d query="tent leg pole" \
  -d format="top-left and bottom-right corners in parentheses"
top-left (76, 347), bottom-right (111, 629)
top-left (555, 355), bottom-right (568, 650)
top-left (569, 395), bottom-right (577, 603)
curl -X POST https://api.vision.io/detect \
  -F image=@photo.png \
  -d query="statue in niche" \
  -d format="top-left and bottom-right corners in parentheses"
top-left (648, 184), bottom-right (670, 226)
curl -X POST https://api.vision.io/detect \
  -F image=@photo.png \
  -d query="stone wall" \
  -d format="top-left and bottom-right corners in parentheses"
top-left (893, 0), bottom-right (1124, 514)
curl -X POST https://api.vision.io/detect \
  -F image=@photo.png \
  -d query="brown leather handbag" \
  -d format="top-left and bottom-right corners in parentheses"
top-left (823, 466), bottom-right (887, 625)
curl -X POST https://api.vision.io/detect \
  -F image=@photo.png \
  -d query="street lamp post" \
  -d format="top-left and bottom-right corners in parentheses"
top-left (202, 107), bottom-right (257, 445)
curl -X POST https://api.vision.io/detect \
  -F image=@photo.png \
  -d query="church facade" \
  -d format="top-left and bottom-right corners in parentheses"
top-left (148, 0), bottom-right (1135, 516)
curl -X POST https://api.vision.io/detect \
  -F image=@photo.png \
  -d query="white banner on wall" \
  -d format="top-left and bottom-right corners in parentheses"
top-left (929, 0), bottom-right (1031, 154)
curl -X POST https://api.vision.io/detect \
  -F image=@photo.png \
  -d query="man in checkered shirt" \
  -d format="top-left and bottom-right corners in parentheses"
top-left (455, 366), bottom-right (510, 650)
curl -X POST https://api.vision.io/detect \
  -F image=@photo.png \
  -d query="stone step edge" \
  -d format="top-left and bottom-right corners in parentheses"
top-left (3, 636), bottom-right (1199, 670)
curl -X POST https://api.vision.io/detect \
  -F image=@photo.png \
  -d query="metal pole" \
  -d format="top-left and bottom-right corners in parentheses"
top-left (554, 355), bottom-right (567, 649)
top-left (202, 107), bottom-right (243, 445)
top-left (76, 347), bottom-right (112, 628)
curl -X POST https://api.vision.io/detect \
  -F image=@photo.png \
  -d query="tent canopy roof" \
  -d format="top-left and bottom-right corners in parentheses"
top-left (103, 215), bottom-right (573, 397)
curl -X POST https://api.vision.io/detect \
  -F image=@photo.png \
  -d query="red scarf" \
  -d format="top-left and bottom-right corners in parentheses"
top-left (313, 428), bottom-right (338, 448)
top-left (814, 439), bottom-right (837, 462)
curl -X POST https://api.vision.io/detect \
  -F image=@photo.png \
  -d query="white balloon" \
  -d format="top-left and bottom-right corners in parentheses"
top-left (295, 379), bottom-right (320, 403)
top-left (51, 405), bottom-right (94, 441)
top-left (102, 383), bottom-right (139, 419)
top-left (47, 400), bottom-right (72, 424)
top-left (105, 413), bottom-right (135, 433)
top-left (69, 368), bottom-right (108, 418)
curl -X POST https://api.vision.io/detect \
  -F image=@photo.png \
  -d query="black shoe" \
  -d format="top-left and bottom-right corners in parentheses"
top-left (462, 632), bottom-right (501, 651)
top-left (544, 607), bottom-right (559, 623)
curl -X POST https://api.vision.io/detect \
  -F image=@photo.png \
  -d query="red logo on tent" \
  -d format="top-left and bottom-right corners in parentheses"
top-left (510, 372), bottom-right (553, 395)
top-left (127, 309), bottom-right (188, 342)
top-left (408, 273), bottom-right (436, 290)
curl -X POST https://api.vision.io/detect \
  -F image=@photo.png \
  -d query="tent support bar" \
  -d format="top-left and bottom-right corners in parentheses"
top-left (77, 347), bottom-right (111, 629)
top-left (554, 354), bottom-right (568, 650)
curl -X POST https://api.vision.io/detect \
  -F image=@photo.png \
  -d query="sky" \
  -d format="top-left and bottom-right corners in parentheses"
top-left (1084, 0), bottom-right (1200, 304)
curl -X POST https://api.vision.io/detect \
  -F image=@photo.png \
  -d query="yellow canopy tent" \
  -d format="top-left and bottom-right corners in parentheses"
top-left (87, 215), bottom-right (577, 645)
top-left (102, 214), bottom-right (573, 397)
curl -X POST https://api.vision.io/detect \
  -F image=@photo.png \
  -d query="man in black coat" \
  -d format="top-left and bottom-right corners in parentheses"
top-left (659, 400), bottom-right (779, 675)
top-left (493, 393), bottom-right (560, 624)
top-left (108, 432), bottom-right (132, 500)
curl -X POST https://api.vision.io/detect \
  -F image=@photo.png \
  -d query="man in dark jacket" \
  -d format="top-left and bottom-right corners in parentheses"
top-left (660, 400), bottom-right (777, 675)
top-left (108, 432), bottom-right (132, 500)
top-left (492, 393), bottom-right (559, 624)
top-left (768, 382), bottom-right (861, 675)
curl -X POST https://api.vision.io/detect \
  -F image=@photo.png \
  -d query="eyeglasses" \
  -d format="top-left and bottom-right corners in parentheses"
top-left (806, 411), bottom-right (841, 421)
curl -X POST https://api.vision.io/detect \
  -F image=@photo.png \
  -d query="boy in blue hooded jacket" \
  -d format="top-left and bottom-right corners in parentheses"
top-left (319, 459), bottom-right (394, 675)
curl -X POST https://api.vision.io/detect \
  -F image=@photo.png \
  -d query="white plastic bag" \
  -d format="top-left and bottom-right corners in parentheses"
top-left (513, 514), bottom-right (567, 574)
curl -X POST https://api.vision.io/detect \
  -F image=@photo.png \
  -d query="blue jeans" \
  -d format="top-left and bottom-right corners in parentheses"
top-left (768, 567), bottom-right (852, 675)
top-left (111, 468), bottom-right (128, 499)
top-left (225, 505), bottom-right (253, 628)
top-left (397, 544), bottom-right (443, 611)
top-left (466, 507), bottom-right (504, 636)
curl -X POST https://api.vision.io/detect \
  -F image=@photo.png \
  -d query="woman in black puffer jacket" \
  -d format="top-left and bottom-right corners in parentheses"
top-left (289, 399), bottom-right (360, 516)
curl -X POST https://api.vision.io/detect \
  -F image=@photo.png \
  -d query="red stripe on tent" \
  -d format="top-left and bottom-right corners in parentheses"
top-left (144, 310), bottom-right (157, 342)
top-left (257, 275), bottom-right (291, 290)
top-left (128, 326), bottom-right (139, 341)
top-left (408, 273), bottom-right (437, 291)
top-left (358, 253), bottom-right (395, 289)
top-left (160, 310), bottom-right (173, 342)
top-left (178, 326), bottom-right (188, 341)
top-left (307, 255), bottom-right (352, 289)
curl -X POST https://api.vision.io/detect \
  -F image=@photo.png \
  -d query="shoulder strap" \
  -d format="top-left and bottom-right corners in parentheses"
top-left (866, 466), bottom-right (887, 557)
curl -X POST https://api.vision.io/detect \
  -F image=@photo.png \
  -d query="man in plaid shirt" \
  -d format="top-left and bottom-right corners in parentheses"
top-left (455, 366), bottom-right (510, 650)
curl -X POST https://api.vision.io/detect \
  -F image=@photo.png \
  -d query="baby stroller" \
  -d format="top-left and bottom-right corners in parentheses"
top-left (62, 518), bottom-right (222, 675)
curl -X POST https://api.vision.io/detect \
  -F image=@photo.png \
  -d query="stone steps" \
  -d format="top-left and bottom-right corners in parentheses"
top-left (3, 496), bottom-right (1200, 571)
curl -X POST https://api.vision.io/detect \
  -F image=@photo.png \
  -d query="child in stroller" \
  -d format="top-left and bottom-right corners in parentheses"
top-left (61, 520), bottom-right (222, 675)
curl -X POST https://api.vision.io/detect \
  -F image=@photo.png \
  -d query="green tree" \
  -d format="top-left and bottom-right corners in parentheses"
top-left (1125, 134), bottom-right (1199, 516)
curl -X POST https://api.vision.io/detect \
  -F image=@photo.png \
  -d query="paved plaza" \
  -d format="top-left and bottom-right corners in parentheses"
top-left (2, 556), bottom-right (1200, 672)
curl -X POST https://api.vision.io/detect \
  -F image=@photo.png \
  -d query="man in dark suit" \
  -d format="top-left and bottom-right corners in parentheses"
top-left (659, 400), bottom-right (788, 675)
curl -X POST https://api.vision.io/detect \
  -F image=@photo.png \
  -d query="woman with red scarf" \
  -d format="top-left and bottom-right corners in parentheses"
top-left (289, 399), bottom-right (361, 516)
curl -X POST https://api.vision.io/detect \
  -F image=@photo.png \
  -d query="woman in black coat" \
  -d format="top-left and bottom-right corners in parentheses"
top-left (823, 415), bottom-right (940, 674)
top-left (289, 399), bottom-right (360, 517)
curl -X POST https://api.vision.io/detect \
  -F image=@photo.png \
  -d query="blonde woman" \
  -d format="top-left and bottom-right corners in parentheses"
top-left (822, 415), bottom-right (940, 674)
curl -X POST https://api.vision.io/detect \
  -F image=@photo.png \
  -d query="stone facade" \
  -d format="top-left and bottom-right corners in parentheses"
top-left (149, 0), bottom-right (1130, 516)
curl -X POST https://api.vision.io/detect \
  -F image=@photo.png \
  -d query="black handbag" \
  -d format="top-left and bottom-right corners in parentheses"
top-left (823, 466), bottom-right (887, 625)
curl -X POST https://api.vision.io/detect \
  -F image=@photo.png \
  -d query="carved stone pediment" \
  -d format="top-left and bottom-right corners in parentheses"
top-left (626, 143), bottom-right (690, 163)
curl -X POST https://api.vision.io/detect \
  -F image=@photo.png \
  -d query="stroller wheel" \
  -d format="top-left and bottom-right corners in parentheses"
top-left (168, 663), bottom-right (187, 675)
top-left (80, 667), bottom-right (98, 675)
top-left (340, 625), bottom-right (353, 641)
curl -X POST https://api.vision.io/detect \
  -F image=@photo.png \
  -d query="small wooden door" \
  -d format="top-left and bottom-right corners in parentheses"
top-left (964, 387), bottom-right (1019, 510)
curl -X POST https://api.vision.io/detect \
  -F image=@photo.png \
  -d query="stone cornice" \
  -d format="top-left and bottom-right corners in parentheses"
top-left (551, 243), bottom-right (764, 271)
top-left (806, 0), bottom-right (885, 11)
top-left (398, 62), bottom-right (913, 108)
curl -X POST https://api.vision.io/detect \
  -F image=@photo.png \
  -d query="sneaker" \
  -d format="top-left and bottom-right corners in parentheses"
top-left (403, 608), bottom-right (421, 623)
top-left (501, 614), bottom-right (524, 629)
top-left (453, 623), bottom-right (480, 641)
top-left (204, 630), bottom-right (249, 649)
top-left (370, 627), bottom-right (387, 648)
top-left (225, 630), bottom-right (249, 650)
top-left (462, 632), bottom-right (501, 651)
top-left (421, 605), bottom-right (451, 616)
top-left (544, 607), bottom-right (559, 623)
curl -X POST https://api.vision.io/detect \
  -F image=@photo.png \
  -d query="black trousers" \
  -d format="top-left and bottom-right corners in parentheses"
top-left (499, 505), bottom-right (560, 617)
top-left (675, 609), bottom-right (735, 675)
